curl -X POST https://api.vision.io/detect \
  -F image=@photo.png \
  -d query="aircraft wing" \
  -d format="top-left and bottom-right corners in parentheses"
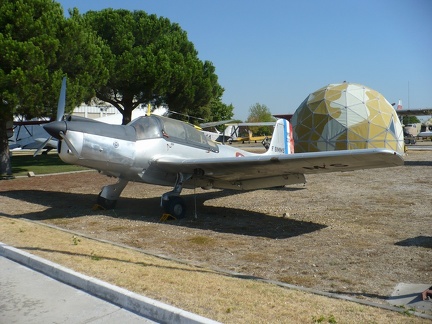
top-left (151, 148), bottom-right (404, 183)
top-left (226, 122), bottom-right (276, 127)
top-left (21, 138), bottom-right (58, 150)
top-left (199, 120), bottom-right (235, 128)
top-left (14, 120), bottom-right (51, 126)
top-left (395, 108), bottom-right (432, 116)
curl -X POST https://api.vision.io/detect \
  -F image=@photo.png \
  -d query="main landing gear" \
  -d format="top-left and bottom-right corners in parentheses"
top-left (160, 172), bottom-right (191, 219)
top-left (95, 173), bottom-right (191, 219)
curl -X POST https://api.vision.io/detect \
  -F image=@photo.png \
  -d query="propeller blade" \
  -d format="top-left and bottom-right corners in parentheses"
top-left (33, 136), bottom-right (52, 157)
top-left (59, 131), bottom-right (79, 157)
top-left (56, 77), bottom-right (66, 121)
top-left (33, 77), bottom-right (67, 157)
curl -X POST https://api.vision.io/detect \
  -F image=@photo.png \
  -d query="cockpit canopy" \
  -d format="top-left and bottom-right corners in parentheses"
top-left (129, 115), bottom-right (219, 152)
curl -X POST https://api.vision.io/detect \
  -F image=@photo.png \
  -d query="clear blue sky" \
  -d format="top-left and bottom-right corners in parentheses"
top-left (57, 0), bottom-right (432, 121)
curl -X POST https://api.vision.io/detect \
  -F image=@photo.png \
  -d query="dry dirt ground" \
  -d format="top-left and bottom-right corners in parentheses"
top-left (1, 147), bottom-right (431, 312)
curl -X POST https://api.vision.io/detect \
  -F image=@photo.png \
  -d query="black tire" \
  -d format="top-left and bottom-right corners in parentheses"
top-left (164, 196), bottom-right (186, 219)
top-left (97, 193), bottom-right (117, 209)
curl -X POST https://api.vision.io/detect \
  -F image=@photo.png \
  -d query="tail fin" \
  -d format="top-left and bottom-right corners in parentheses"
top-left (265, 119), bottom-right (294, 155)
top-left (397, 99), bottom-right (403, 110)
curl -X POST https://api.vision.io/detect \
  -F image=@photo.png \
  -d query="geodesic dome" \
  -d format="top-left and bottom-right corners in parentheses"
top-left (291, 83), bottom-right (404, 153)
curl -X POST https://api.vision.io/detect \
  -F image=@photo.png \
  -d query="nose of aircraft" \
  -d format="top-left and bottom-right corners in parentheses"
top-left (44, 121), bottom-right (67, 139)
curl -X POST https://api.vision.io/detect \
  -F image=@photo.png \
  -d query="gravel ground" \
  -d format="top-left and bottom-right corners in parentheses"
top-left (1, 147), bottom-right (431, 306)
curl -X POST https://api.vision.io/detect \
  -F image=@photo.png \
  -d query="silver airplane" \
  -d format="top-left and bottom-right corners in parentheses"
top-left (42, 81), bottom-right (404, 218)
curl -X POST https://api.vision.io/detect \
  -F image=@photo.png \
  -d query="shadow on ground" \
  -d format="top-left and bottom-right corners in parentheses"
top-left (395, 236), bottom-right (432, 249)
top-left (2, 189), bottom-right (325, 239)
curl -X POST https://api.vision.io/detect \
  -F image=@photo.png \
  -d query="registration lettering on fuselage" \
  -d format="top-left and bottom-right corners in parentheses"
top-left (272, 146), bottom-right (285, 153)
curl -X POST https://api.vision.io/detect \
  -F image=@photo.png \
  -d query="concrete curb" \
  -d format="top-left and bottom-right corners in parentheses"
top-left (0, 242), bottom-right (220, 324)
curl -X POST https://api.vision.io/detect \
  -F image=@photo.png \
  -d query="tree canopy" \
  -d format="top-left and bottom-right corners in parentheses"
top-left (246, 103), bottom-right (275, 136)
top-left (0, 0), bottom-right (108, 177)
top-left (402, 115), bottom-right (421, 125)
top-left (83, 9), bottom-right (229, 124)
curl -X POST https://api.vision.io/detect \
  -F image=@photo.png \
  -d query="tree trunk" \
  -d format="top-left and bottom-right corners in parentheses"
top-left (0, 120), bottom-right (14, 180)
top-left (122, 107), bottom-right (132, 125)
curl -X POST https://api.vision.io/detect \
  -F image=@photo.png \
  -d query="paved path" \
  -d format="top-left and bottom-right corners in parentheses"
top-left (0, 256), bottom-right (156, 323)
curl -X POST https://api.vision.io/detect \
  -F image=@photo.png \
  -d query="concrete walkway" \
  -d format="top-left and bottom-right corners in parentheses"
top-left (0, 256), bottom-right (156, 323)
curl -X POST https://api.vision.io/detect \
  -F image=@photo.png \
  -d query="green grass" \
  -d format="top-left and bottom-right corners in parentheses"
top-left (10, 152), bottom-right (89, 176)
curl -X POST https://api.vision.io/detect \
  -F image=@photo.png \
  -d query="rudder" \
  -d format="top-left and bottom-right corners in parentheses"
top-left (265, 119), bottom-right (294, 155)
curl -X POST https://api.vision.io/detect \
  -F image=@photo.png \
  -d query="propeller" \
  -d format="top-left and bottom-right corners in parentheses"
top-left (33, 77), bottom-right (67, 157)
top-left (56, 77), bottom-right (66, 122)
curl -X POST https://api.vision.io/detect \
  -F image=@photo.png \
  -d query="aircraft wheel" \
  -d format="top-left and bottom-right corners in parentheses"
top-left (163, 196), bottom-right (186, 219)
top-left (97, 193), bottom-right (117, 209)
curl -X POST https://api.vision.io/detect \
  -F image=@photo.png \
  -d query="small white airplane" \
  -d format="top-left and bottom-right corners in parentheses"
top-left (418, 128), bottom-right (432, 137)
top-left (40, 78), bottom-right (404, 218)
top-left (9, 118), bottom-right (57, 151)
top-left (199, 120), bottom-right (235, 142)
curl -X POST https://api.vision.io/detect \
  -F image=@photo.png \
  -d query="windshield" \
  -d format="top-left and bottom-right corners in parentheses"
top-left (129, 116), bottom-right (162, 140)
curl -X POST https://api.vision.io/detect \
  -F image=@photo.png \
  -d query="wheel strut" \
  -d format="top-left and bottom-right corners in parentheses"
top-left (161, 172), bottom-right (191, 218)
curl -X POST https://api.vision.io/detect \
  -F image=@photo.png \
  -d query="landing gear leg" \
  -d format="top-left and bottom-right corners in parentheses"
top-left (161, 172), bottom-right (191, 219)
top-left (97, 178), bottom-right (129, 209)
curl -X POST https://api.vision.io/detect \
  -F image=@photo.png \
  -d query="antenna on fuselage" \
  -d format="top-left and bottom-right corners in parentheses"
top-left (193, 178), bottom-right (198, 219)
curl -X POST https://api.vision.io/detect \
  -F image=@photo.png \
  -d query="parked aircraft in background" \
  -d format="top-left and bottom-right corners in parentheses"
top-left (199, 120), bottom-right (235, 142)
top-left (393, 100), bottom-right (432, 117)
top-left (9, 78), bottom-right (67, 152)
top-left (10, 119), bottom-right (57, 152)
top-left (395, 108), bottom-right (432, 117)
top-left (223, 122), bottom-right (277, 144)
top-left (393, 100), bottom-right (432, 140)
top-left (418, 127), bottom-right (432, 138)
